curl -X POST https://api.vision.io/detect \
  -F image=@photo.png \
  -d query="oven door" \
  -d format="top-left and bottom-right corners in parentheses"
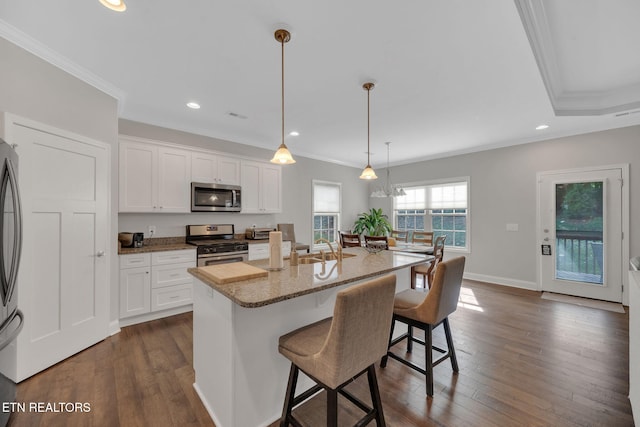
top-left (197, 253), bottom-right (249, 267)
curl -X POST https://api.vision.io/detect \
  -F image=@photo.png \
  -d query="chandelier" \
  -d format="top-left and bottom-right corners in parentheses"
top-left (371, 142), bottom-right (406, 197)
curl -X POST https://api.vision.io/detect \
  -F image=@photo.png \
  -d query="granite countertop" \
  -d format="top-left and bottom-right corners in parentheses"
top-left (188, 247), bottom-right (432, 308)
top-left (118, 236), bottom-right (194, 255)
top-left (118, 234), bottom-right (294, 255)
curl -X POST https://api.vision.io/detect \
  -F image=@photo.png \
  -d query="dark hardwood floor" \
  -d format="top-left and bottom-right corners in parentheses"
top-left (10, 280), bottom-right (634, 426)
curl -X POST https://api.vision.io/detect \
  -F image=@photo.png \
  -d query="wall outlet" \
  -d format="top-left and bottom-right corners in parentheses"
top-left (506, 223), bottom-right (519, 232)
top-left (148, 225), bottom-right (156, 237)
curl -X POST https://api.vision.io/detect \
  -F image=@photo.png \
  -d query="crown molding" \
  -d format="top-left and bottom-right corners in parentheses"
top-left (0, 19), bottom-right (126, 114)
top-left (514, 0), bottom-right (640, 116)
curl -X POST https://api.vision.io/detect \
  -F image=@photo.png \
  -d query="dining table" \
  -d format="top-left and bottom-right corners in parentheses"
top-left (388, 243), bottom-right (434, 288)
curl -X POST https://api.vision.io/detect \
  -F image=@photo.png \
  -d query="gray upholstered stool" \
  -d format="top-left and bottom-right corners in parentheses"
top-left (278, 274), bottom-right (396, 426)
top-left (381, 256), bottom-right (465, 396)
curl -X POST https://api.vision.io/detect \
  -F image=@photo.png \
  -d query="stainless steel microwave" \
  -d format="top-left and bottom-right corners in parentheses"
top-left (191, 182), bottom-right (241, 212)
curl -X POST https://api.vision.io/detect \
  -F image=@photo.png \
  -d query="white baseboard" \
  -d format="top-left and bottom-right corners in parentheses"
top-left (109, 320), bottom-right (121, 336)
top-left (463, 272), bottom-right (538, 291)
top-left (193, 382), bottom-right (224, 427)
top-left (118, 305), bottom-right (193, 328)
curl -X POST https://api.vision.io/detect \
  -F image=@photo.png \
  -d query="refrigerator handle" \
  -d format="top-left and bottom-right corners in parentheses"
top-left (5, 158), bottom-right (22, 304)
top-left (0, 309), bottom-right (24, 352)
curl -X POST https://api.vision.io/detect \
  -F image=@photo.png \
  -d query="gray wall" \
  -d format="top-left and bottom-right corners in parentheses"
top-left (373, 125), bottom-right (640, 295)
top-left (118, 120), bottom-right (371, 247)
top-left (0, 37), bottom-right (121, 325)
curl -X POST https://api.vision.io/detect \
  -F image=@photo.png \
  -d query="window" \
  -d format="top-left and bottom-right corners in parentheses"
top-left (312, 180), bottom-right (341, 245)
top-left (393, 179), bottom-right (469, 250)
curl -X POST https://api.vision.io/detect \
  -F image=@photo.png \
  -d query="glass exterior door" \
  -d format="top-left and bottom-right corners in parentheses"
top-left (539, 168), bottom-right (622, 302)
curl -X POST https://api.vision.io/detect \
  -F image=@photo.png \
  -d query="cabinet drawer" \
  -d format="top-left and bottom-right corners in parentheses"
top-left (120, 253), bottom-right (151, 268)
top-left (151, 284), bottom-right (193, 312)
top-left (152, 250), bottom-right (196, 265)
top-left (151, 262), bottom-right (194, 289)
top-left (248, 243), bottom-right (269, 260)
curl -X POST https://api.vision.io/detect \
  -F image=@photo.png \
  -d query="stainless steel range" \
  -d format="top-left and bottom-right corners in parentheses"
top-left (186, 224), bottom-right (249, 267)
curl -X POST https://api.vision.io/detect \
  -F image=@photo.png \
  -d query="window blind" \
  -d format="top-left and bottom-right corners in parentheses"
top-left (313, 182), bottom-right (340, 212)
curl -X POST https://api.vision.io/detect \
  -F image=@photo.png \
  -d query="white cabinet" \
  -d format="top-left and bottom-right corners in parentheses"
top-left (248, 241), bottom-right (291, 261)
top-left (241, 160), bottom-right (282, 213)
top-left (120, 249), bottom-right (196, 319)
top-left (191, 152), bottom-right (240, 185)
top-left (119, 138), bottom-right (191, 213)
top-left (119, 253), bottom-right (151, 318)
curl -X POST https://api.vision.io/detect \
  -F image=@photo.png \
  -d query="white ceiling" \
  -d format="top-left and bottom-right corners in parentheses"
top-left (1, 0), bottom-right (640, 168)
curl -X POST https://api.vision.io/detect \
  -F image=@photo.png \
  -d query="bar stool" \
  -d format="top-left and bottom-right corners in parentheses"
top-left (381, 257), bottom-right (465, 396)
top-left (278, 274), bottom-right (396, 426)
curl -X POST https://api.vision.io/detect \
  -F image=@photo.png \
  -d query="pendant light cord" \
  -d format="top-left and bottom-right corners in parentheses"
top-left (281, 37), bottom-right (285, 147)
top-left (367, 87), bottom-right (371, 165)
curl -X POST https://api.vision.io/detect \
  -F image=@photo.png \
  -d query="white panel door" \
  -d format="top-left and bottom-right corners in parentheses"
top-left (9, 120), bottom-right (109, 381)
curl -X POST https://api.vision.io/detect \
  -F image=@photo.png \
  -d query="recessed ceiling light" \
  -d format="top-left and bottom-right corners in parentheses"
top-left (536, 124), bottom-right (549, 130)
top-left (289, 131), bottom-right (299, 136)
top-left (186, 102), bottom-right (201, 109)
top-left (99, 0), bottom-right (126, 12)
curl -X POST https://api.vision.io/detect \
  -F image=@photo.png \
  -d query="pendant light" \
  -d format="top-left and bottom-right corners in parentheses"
top-left (359, 82), bottom-right (377, 180)
top-left (270, 29), bottom-right (296, 165)
top-left (371, 142), bottom-right (406, 197)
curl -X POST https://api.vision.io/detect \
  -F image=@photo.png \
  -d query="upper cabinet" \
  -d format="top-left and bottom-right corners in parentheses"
top-left (119, 138), bottom-right (191, 213)
top-left (241, 160), bottom-right (282, 214)
top-left (119, 136), bottom-right (282, 214)
top-left (191, 152), bottom-right (240, 185)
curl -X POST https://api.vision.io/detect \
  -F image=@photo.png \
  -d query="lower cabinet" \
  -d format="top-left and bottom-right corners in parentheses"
top-left (248, 241), bottom-right (292, 261)
top-left (120, 249), bottom-right (196, 320)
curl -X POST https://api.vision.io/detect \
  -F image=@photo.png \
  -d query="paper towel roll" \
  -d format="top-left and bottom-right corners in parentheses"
top-left (269, 231), bottom-right (284, 269)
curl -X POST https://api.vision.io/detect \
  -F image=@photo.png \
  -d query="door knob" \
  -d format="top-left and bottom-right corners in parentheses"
top-left (96, 251), bottom-right (105, 257)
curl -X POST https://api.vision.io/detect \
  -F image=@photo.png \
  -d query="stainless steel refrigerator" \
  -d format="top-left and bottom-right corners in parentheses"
top-left (0, 138), bottom-right (23, 427)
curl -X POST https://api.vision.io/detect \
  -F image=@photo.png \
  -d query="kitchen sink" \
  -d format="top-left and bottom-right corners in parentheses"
top-left (297, 257), bottom-right (323, 264)
top-left (297, 252), bottom-right (357, 264)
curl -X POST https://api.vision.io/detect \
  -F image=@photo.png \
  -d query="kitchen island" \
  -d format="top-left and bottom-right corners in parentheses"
top-left (188, 246), bottom-right (431, 427)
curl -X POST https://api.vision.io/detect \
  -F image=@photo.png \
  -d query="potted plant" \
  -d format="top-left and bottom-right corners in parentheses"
top-left (352, 208), bottom-right (392, 236)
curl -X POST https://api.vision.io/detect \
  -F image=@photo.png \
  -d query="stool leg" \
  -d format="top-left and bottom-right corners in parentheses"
top-left (327, 388), bottom-right (338, 427)
top-left (425, 324), bottom-right (434, 396)
top-left (280, 363), bottom-right (299, 427)
top-left (380, 317), bottom-right (396, 368)
top-left (443, 318), bottom-right (459, 372)
top-left (367, 365), bottom-right (386, 427)
top-left (407, 325), bottom-right (413, 353)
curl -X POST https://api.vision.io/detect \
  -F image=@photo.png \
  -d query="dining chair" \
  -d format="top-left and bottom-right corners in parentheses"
top-left (412, 231), bottom-right (434, 245)
top-left (414, 235), bottom-right (445, 289)
top-left (381, 256), bottom-right (466, 396)
top-left (279, 275), bottom-right (396, 426)
top-left (391, 230), bottom-right (408, 243)
top-left (277, 223), bottom-right (310, 253)
top-left (364, 235), bottom-right (389, 250)
top-left (339, 232), bottom-right (362, 248)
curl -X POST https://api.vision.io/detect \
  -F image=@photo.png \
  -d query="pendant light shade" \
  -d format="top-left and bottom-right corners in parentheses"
top-left (99, 0), bottom-right (126, 12)
top-left (359, 82), bottom-right (377, 180)
top-left (270, 29), bottom-right (296, 165)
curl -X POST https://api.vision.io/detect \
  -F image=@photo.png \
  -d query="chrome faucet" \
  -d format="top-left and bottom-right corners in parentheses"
top-left (314, 239), bottom-right (342, 262)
